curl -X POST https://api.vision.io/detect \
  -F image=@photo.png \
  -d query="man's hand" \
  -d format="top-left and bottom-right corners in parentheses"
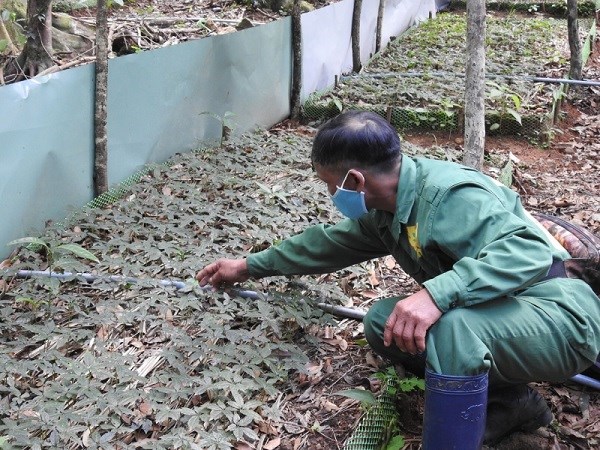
top-left (383, 288), bottom-right (442, 354)
top-left (195, 258), bottom-right (250, 288)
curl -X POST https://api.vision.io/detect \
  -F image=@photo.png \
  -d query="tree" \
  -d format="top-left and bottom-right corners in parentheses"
top-left (375, 0), bottom-right (385, 53)
top-left (351, 0), bottom-right (362, 73)
top-left (4, 0), bottom-right (53, 83)
top-left (94, 0), bottom-right (109, 196)
top-left (566, 0), bottom-right (582, 81)
top-left (290, 0), bottom-right (302, 120)
top-left (463, 0), bottom-right (486, 170)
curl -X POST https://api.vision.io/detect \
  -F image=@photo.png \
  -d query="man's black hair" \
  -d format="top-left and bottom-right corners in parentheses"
top-left (311, 110), bottom-right (401, 172)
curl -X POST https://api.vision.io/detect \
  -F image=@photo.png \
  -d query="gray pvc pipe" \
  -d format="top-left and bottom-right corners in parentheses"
top-left (342, 71), bottom-right (600, 87)
top-left (14, 270), bottom-right (363, 317)
top-left (12, 269), bottom-right (600, 390)
top-left (570, 374), bottom-right (600, 390)
top-left (15, 269), bottom-right (185, 288)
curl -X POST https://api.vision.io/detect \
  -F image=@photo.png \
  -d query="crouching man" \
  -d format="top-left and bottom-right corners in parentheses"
top-left (196, 111), bottom-right (600, 448)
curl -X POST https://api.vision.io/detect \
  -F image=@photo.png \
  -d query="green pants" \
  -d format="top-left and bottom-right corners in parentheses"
top-left (363, 278), bottom-right (600, 387)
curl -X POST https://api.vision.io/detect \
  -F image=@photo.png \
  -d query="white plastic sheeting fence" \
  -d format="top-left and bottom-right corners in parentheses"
top-left (0, 0), bottom-right (436, 258)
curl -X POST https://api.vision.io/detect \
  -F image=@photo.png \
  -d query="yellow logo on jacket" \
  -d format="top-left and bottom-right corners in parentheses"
top-left (406, 224), bottom-right (423, 259)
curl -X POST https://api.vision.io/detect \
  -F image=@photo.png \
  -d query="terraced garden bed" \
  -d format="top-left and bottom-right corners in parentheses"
top-left (303, 11), bottom-right (596, 140)
top-left (448, 0), bottom-right (600, 17)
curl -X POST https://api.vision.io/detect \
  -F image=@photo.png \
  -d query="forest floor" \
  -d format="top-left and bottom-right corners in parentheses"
top-left (270, 41), bottom-right (600, 449)
top-left (1, 1), bottom-right (600, 449)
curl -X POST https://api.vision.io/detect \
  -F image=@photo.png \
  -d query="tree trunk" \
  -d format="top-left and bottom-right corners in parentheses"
top-left (463, 0), bottom-right (486, 171)
top-left (351, 0), bottom-right (362, 73)
top-left (567, 0), bottom-right (582, 81)
top-left (375, 0), bottom-right (384, 54)
top-left (3, 0), bottom-right (53, 82)
top-left (290, 0), bottom-right (302, 120)
top-left (94, 0), bottom-right (109, 196)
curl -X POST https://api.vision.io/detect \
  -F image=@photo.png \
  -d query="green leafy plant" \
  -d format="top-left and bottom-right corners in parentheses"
top-left (374, 366), bottom-right (425, 396)
top-left (486, 81), bottom-right (523, 132)
top-left (335, 366), bottom-right (423, 449)
top-left (335, 387), bottom-right (377, 408)
top-left (6, 237), bottom-right (99, 294)
top-left (374, 367), bottom-right (424, 450)
top-left (379, 418), bottom-right (405, 450)
top-left (8, 237), bottom-right (98, 271)
top-left (200, 111), bottom-right (238, 146)
top-left (0, 131), bottom-right (344, 448)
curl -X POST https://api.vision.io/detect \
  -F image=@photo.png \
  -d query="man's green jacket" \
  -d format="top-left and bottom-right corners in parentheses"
top-left (247, 155), bottom-right (571, 313)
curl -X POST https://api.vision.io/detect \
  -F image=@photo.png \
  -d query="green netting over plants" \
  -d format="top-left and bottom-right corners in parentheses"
top-left (342, 386), bottom-right (399, 450)
top-left (87, 164), bottom-right (165, 209)
top-left (303, 13), bottom-right (596, 141)
top-left (52, 163), bottom-right (169, 231)
top-left (448, 0), bottom-right (600, 17)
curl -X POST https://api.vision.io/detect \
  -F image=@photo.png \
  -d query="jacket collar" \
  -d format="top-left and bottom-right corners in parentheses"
top-left (391, 154), bottom-right (416, 236)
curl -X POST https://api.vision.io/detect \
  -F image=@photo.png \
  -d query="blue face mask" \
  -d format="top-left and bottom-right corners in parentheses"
top-left (331, 171), bottom-right (368, 219)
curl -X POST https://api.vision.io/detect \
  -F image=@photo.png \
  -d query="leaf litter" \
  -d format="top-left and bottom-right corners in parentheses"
top-left (1, 4), bottom-right (600, 450)
top-left (3, 103), bottom-right (600, 447)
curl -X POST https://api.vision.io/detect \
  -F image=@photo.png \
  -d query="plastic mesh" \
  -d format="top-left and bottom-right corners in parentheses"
top-left (448, 0), bottom-right (600, 17)
top-left (343, 384), bottom-right (400, 450)
top-left (302, 75), bottom-right (553, 140)
top-left (85, 164), bottom-right (162, 209)
top-left (54, 163), bottom-right (167, 230)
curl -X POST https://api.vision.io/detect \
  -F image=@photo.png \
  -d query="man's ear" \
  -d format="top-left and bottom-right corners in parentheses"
top-left (347, 169), bottom-right (366, 191)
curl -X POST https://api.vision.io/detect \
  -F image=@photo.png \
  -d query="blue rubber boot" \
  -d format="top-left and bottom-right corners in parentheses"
top-left (422, 369), bottom-right (488, 450)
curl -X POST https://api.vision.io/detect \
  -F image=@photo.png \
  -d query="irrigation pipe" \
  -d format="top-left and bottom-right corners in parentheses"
top-left (341, 71), bottom-right (600, 87)
top-left (11, 269), bottom-right (599, 390)
top-left (571, 374), bottom-right (600, 390)
top-left (12, 269), bottom-right (365, 320)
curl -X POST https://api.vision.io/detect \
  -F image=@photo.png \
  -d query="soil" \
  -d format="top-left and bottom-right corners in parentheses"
top-left (5, 1), bottom-right (600, 449)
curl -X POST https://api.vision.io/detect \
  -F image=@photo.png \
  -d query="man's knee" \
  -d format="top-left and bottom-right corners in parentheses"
top-left (363, 297), bottom-right (400, 348)
top-left (427, 310), bottom-right (492, 375)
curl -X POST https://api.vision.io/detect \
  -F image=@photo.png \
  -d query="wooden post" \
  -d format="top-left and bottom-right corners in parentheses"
top-left (94, 0), bottom-right (109, 196)
top-left (351, 0), bottom-right (362, 73)
top-left (290, 0), bottom-right (302, 120)
top-left (567, 0), bottom-right (582, 81)
top-left (375, 0), bottom-right (384, 54)
top-left (463, 0), bottom-right (486, 170)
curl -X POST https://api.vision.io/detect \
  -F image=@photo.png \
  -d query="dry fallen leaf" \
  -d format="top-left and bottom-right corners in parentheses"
top-left (368, 269), bottom-right (380, 286)
top-left (322, 326), bottom-right (334, 339)
top-left (293, 437), bottom-right (303, 450)
top-left (359, 289), bottom-right (380, 299)
top-left (554, 198), bottom-right (574, 208)
top-left (365, 351), bottom-right (380, 369)
top-left (257, 420), bottom-right (277, 435)
top-left (322, 400), bottom-right (340, 412)
top-left (96, 325), bottom-right (109, 340)
top-left (322, 338), bottom-right (348, 351)
top-left (82, 428), bottom-right (91, 448)
top-left (263, 437), bottom-right (281, 450)
top-left (138, 401), bottom-right (152, 416)
top-left (297, 386), bottom-right (315, 402)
